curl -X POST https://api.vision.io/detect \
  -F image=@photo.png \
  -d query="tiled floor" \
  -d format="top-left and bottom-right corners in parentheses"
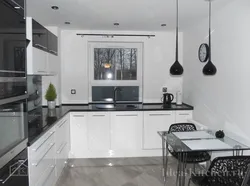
top-left (56, 157), bottom-right (197, 186)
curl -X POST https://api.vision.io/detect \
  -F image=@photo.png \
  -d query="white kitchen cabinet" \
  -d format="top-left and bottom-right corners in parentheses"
top-left (87, 112), bottom-right (110, 151)
top-left (70, 112), bottom-right (88, 158)
top-left (175, 110), bottom-right (193, 123)
top-left (110, 112), bottom-right (143, 151)
top-left (26, 17), bottom-right (58, 75)
top-left (31, 47), bottom-right (48, 74)
top-left (55, 116), bottom-right (70, 178)
top-left (143, 111), bottom-right (175, 149)
top-left (28, 127), bottom-right (56, 186)
top-left (47, 52), bottom-right (59, 74)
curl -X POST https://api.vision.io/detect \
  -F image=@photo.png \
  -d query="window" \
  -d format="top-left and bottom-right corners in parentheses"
top-left (94, 48), bottom-right (137, 80)
top-left (89, 42), bottom-right (143, 103)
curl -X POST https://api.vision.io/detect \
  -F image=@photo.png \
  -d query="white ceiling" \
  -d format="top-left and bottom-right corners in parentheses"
top-left (27, 0), bottom-right (231, 31)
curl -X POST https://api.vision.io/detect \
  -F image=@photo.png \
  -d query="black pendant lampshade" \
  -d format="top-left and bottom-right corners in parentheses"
top-left (170, 0), bottom-right (184, 76)
top-left (203, 0), bottom-right (217, 76)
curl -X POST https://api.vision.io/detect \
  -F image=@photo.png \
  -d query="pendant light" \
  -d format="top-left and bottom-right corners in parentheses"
top-left (170, 0), bottom-right (184, 76)
top-left (203, 0), bottom-right (217, 75)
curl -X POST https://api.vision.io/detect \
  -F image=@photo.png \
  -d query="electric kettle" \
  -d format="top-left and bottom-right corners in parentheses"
top-left (163, 93), bottom-right (174, 107)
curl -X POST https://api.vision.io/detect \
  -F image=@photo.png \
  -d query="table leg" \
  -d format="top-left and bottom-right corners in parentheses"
top-left (162, 136), bottom-right (169, 184)
top-left (162, 135), bottom-right (165, 180)
top-left (177, 152), bottom-right (187, 186)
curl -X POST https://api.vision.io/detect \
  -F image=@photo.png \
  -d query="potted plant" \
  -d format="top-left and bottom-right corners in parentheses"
top-left (45, 83), bottom-right (57, 109)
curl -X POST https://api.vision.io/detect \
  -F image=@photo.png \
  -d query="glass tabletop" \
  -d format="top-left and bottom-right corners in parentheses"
top-left (158, 130), bottom-right (250, 153)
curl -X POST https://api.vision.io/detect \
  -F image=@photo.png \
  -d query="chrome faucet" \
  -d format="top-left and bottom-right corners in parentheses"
top-left (113, 87), bottom-right (122, 106)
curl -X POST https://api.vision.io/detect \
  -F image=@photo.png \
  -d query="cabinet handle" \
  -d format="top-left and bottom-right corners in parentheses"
top-left (178, 113), bottom-right (190, 116)
top-left (93, 115), bottom-right (105, 117)
top-left (73, 115), bottom-right (85, 117)
top-left (58, 120), bottom-right (67, 128)
top-left (49, 50), bottom-right (57, 54)
top-left (149, 114), bottom-right (172, 116)
top-left (34, 44), bottom-right (47, 50)
top-left (116, 114), bottom-right (138, 117)
top-left (32, 143), bottom-right (55, 167)
top-left (37, 70), bottom-right (47, 73)
top-left (0, 159), bottom-right (27, 184)
top-left (32, 131), bottom-right (55, 152)
top-left (57, 142), bottom-right (67, 154)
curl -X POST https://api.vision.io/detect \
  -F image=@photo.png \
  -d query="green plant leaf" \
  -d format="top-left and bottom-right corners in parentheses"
top-left (45, 83), bottom-right (57, 101)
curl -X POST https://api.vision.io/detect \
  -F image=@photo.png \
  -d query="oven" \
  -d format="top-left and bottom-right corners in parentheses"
top-left (0, 0), bottom-right (27, 101)
top-left (0, 99), bottom-right (27, 171)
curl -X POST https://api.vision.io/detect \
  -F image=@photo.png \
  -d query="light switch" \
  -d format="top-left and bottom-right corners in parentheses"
top-left (71, 89), bottom-right (76, 94)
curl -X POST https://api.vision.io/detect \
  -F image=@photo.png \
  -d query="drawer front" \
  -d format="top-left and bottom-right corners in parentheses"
top-left (29, 127), bottom-right (55, 159)
top-left (175, 111), bottom-right (193, 123)
top-left (143, 111), bottom-right (175, 149)
top-left (29, 143), bottom-right (56, 185)
top-left (55, 119), bottom-right (68, 152)
top-left (35, 164), bottom-right (56, 186)
top-left (56, 142), bottom-right (68, 178)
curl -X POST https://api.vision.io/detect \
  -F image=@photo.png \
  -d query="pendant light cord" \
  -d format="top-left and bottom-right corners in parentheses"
top-left (209, 0), bottom-right (212, 60)
top-left (175, 0), bottom-right (179, 61)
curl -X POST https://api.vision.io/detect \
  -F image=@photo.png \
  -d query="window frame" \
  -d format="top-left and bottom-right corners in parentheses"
top-left (88, 41), bottom-right (143, 103)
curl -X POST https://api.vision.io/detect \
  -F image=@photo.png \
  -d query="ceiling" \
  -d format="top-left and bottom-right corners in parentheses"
top-left (27, 0), bottom-right (231, 31)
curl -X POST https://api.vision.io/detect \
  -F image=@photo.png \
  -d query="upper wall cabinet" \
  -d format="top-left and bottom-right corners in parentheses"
top-left (27, 17), bottom-right (58, 75)
top-left (48, 32), bottom-right (58, 55)
top-left (32, 19), bottom-right (48, 52)
top-left (32, 19), bottom-right (58, 56)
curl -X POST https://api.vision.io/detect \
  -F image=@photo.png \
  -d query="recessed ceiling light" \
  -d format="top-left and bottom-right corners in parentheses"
top-left (161, 24), bottom-right (167, 27)
top-left (14, 6), bottom-right (20, 9)
top-left (65, 22), bottom-right (71, 25)
top-left (114, 23), bottom-right (119, 26)
top-left (51, 6), bottom-right (59, 10)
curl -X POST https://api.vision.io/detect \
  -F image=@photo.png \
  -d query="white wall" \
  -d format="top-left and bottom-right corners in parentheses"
top-left (183, 0), bottom-right (250, 145)
top-left (61, 30), bottom-right (183, 104)
top-left (42, 26), bottom-right (62, 106)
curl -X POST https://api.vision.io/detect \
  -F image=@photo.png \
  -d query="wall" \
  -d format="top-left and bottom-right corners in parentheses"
top-left (42, 26), bottom-right (62, 106)
top-left (183, 0), bottom-right (250, 145)
top-left (61, 30), bottom-right (183, 104)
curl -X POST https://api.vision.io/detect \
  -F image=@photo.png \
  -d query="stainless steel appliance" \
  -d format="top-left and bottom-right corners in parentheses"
top-left (0, 99), bottom-right (27, 171)
top-left (0, 0), bottom-right (27, 102)
top-left (0, 149), bottom-right (28, 186)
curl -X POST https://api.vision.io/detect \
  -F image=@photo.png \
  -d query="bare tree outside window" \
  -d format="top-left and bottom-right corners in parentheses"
top-left (94, 48), bottom-right (137, 80)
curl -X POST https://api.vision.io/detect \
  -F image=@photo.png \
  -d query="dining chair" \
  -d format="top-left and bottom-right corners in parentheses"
top-left (241, 164), bottom-right (250, 186)
top-left (188, 156), bottom-right (250, 186)
top-left (167, 123), bottom-right (211, 186)
top-left (168, 123), bottom-right (211, 165)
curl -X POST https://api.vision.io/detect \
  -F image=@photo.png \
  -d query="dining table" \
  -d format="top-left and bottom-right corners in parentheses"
top-left (158, 130), bottom-right (250, 186)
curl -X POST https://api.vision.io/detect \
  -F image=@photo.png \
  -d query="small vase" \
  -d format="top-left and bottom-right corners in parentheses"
top-left (48, 101), bottom-right (56, 109)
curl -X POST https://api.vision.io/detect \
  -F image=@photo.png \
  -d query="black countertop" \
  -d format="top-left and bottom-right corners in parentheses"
top-left (27, 103), bottom-right (193, 146)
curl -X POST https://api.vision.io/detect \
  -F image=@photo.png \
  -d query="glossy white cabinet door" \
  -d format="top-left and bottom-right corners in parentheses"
top-left (87, 112), bottom-right (110, 151)
top-left (47, 53), bottom-right (58, 74)
top-left (143, 111), bottom-right (175, 149)
top-left (32, 47), bottom-right (47, 74)
top-left (175, 111), bottom-right (193, 123)
top-left (70, 112), bottom-right (88, 158)
top-left (110, 112), bottom-right (143, 150)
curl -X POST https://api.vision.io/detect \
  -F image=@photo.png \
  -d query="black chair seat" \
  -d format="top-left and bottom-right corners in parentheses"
top-left (171, 151), bottom-right (211, 163)
top-left (189, 156), bottom-right (250, 186)
top-left (191, 173), bottom-right (210, 186)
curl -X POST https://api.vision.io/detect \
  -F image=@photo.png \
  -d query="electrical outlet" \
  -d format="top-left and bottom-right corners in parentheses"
top-left (162, 87), bottom-right (168, 93)
top-left (71, 89), bottom-right (76, 95)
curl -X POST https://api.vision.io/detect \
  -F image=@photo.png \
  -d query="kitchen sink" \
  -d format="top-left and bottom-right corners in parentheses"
top-left (95, 104), bottom-right (137, 109)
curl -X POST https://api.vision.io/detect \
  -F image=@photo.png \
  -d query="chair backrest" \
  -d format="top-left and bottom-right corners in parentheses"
top-left (207, 156), bottom-right (250, 186)
top-left (241, 164), bottom-right (250, 186)
top-left (168, 123), bottom-right (197, 133)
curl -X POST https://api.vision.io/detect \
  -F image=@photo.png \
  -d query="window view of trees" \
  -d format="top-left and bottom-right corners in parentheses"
top-left (94, 48), bottom-right (137, 80)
